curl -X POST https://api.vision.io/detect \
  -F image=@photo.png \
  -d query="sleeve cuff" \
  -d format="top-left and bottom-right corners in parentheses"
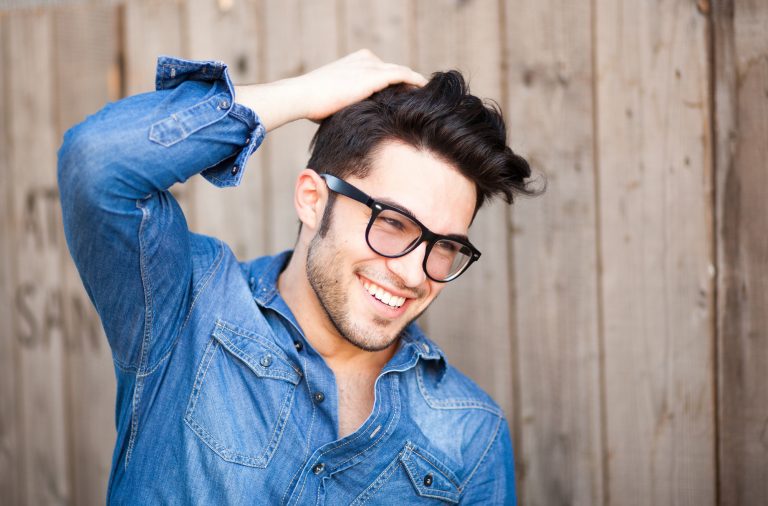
top-left (154, 55), bottom-right (267, 188)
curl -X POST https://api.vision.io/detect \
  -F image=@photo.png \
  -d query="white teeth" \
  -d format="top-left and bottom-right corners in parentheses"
top-left (362, 280), bottom-right (405, 308)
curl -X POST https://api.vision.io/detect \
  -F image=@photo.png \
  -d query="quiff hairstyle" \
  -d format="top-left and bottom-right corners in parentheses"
top-left (307, 70), bottom-right (540, 215)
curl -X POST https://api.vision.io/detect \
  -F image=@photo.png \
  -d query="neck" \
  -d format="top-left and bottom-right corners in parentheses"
top-left (277, 245), bottom-right (397, 375)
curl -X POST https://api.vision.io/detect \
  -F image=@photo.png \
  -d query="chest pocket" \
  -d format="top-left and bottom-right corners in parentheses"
top-left (352, 442), bottom-right (461, 504)
top-left (184, 320), bottom-right (302, 468)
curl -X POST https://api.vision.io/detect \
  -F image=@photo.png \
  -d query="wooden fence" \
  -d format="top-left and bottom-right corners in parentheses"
top-left (0, 0), bottom-right (765, 504)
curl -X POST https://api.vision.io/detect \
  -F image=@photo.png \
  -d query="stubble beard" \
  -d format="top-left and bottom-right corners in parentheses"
top-left (306, 232), bottom-right (411, 353)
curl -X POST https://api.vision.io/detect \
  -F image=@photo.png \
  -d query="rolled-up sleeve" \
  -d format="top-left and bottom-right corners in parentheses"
top-left (58, 56), bottom-right (264, 371)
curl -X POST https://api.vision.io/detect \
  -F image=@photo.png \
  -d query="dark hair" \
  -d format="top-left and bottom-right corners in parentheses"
top-left (307, 70), bottom-right (541, 214)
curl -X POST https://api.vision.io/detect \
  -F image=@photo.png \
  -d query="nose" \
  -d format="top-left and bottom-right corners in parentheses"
top-left (385, 241), bottom-right (428, 288)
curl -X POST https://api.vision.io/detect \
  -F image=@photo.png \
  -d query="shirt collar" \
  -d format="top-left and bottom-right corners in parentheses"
top-left (243, 250), bottom-right (448, 379)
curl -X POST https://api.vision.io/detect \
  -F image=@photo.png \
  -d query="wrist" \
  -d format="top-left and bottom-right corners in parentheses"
top-left (234, 77), bottom-right (309, 132)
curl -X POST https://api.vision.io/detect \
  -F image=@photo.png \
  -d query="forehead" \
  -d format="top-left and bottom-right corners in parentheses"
top-left (348, 141), bottom-right (476, 234)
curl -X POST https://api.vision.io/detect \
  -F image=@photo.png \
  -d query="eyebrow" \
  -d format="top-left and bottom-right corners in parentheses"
top-left (375, 197), bottom-right (471, 243)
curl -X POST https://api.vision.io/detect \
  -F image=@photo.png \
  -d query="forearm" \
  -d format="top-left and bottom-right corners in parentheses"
top-left (235, 49), bottom-right (427, 132)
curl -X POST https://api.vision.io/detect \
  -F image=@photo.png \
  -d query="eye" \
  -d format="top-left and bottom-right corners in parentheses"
top-left (378, 215), bottom-right (406, 231)
top-left (435, 241), bottom-right (459, 253)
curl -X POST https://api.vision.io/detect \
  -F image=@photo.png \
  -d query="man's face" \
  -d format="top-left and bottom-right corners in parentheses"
top-left (306, 141), bottom-right (476, 352)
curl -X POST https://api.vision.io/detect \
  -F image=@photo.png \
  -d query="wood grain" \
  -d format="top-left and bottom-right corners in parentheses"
top-left (715, 0), bottom-right (768, 504)
top-left (504, 1), bottom-right (604, 504)
top-left (123, 0), bottom-right (186, 96)
top-left (0, 14), bottom-right (21, 506)
top-left (595, 0), bottom-right (716, 504)
top-left (7, 9), bottom-right (72, 505)
top-left (342, 0), bottom-right (414, 64)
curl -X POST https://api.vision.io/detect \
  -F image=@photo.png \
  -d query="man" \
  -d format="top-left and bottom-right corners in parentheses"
top-left (58, 50), bottom-right (535, 504)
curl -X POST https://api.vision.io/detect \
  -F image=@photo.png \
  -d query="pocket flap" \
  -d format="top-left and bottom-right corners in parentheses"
top-left (149, 91), bottom-right (230, 147)
top-left (212, 320), bottom-right (301, 385)
top-left (401, 442), bottom-right (461, 503)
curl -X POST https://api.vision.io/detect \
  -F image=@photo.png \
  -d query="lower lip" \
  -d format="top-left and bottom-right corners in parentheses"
top-left (358, 276), bottom-right (409, 318)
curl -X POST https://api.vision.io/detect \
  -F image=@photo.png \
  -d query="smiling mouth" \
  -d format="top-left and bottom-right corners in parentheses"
top-left (361, 279), bottom-right (407, 308)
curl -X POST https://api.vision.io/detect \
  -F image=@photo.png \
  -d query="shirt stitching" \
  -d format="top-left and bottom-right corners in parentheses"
top-left (140, 238), bottom-right (226, 377)
top-left (125, 201), bottom-right (155, 469)
top-left (459, 414), bottom-right (503, 491)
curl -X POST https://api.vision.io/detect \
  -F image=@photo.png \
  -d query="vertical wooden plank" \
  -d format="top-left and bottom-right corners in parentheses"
top-left (0, 13), bottom-right (22, 506)
top-left (262, 0), bottom-right (340, 252)
top-left (123, 0), bottom-right (186, 96)
top-left (413, 0), bottom-right (516, 425)
top-left (504, 1), bottom-right (604, 504)
top-left (184, 0), bottom-right (268, 260)
top-left (595, 1), bottom-right (716, 504)
top-left (715, 0), bottom-right (768, 504)
top-left (53, 5), bottom-right (120, 505)
top-left (342, 0), bottom-right (413, 63)
top-left (7, 9), bottom-right (71, 505)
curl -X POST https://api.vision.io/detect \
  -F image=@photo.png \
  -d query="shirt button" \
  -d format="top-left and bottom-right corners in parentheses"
top-left (245, 137), bottom-right (251, 144)
top-left (294, 340), bottom-right (303, 352)
top-left (423, 473), bottom-right (433, 487)
top-left (231, 165), bottom-right (239, 175)
top-left (313, 392), bottom-right (325, 404)
top-left (312, 462), bottom-right (325, 474)
top-left (219, 99), bottom-right (229, 109)
top-left (259, 354), bottom-right (272, 367)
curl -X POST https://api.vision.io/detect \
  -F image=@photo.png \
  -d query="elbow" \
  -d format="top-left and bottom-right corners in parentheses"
top-left (57, 118), bottom-right (118, 204)
top-left (58, 120), bottom-right (96, 185)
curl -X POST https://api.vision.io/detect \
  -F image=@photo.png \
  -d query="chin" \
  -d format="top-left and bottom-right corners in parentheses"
top-left (334, 315), bottom-right (404, 352)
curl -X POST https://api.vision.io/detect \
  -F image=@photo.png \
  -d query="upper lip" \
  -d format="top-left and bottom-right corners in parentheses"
top-left (358, 275), bottom-right (415, 300)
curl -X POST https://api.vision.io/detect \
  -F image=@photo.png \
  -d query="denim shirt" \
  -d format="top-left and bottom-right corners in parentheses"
top-left (58, 56), bottom-right (516, 505)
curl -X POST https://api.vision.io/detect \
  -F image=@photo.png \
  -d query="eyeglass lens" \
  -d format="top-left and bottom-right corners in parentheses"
top-left (368, 208), bottom-right (473, 281)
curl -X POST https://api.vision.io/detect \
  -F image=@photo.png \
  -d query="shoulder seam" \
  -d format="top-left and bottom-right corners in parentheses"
top-left (415, 366), bottom-right (502, 416)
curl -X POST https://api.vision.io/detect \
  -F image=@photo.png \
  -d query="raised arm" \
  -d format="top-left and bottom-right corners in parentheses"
top-left (236, 49), bottom-right (426, 131)
top-left (58, 50), bottom-right (424, 371)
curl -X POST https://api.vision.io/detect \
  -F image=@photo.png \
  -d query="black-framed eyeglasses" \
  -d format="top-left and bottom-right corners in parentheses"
top-left (320, 174), bottom-right (481, 282)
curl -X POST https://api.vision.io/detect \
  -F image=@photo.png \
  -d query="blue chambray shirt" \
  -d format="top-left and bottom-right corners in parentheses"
top-left (58, 56), bottom-right (516, 505)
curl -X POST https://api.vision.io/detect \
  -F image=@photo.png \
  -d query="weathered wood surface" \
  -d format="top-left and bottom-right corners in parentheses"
top-left (7, 10), bottom-right (72, 505)
top-left (52, 5), bottom-right (119, 505)
top-left (123, 0), bottom-right (186, 97)
top-left (0, 1), bottom-right (766, 505)
top-left (715, 0), bottom-right (768, 504)
top-left (595, 0), bottom-right (716, 504)
top-left (0, 15), bottom-right (21, 506)
top-left (505, 0), bottom-right (604, 504)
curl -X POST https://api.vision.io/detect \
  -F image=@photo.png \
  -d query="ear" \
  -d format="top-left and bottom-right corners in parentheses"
top-left (294, 169), bottom-right (328, 232)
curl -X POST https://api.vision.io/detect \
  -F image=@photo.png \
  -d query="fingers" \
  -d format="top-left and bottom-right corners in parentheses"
top-left (345, 49), bottom-right (427, 87)
top-left (381, 62), bottom-right (428, 87)
top-left (292, 49), bottom-right (430, 121)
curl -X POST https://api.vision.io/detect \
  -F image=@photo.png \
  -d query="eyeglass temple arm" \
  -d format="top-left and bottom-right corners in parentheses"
top-left (320, 174), bottom-right (375, 207)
